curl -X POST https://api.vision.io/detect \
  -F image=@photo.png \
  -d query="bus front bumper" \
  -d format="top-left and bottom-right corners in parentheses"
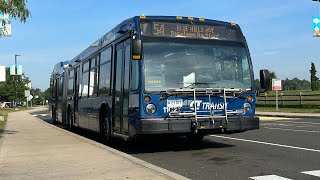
top-left (136, 116), bottom-right (259, 134)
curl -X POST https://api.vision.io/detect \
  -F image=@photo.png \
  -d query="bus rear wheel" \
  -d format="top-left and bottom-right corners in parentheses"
top-left (67, 109), bottom-right (74, 131)
top-left (101, 112), bottom-right (111, 144)
top-left (52, 106), bottom-right (57, 125)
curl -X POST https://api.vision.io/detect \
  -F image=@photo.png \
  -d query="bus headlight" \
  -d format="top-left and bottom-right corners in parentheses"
top-left (244, 103), bottom-right (251, 112)
top-left (146, 103), bottom-right (156, 114)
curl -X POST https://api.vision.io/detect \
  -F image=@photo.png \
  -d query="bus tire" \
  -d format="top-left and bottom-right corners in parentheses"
top-left (52, 106), bottom-right (57, 125)
top-left (187, 133), bottom-right (205, 143)
top-left (101, 111), bottom-right (111, 144)
top-left (67, 107), bottom-right (73, 131)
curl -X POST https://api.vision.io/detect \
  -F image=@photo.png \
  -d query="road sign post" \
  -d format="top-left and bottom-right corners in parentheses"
top-left (272, 79), bottom-right (282, 111)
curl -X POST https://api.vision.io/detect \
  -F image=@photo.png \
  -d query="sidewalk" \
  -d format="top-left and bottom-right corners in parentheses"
top-left (0, 107), bottom-right (189, 180)
top-left (256, 111), bottom-right (320, 119)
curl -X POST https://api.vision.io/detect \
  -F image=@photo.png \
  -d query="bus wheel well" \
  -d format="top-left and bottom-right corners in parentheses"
top-left (99, 103), bottom-right (110, 129)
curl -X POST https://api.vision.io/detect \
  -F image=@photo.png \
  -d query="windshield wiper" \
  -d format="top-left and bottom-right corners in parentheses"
top-left (178, 82), bottom-right (216, 88)
top-left (159, 91), bottom-right (177, 101)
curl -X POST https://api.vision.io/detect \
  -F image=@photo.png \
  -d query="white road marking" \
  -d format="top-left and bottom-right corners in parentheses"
top-left (276, 121), bottom-right (320, 125)
top-left (301, 170), bottom-right (320, 177)
top-left (264, 127), bottom-right (320, 133)
top-left (249, 175), bottom-right (292, 180)
top-left (210, 135), bottom-right (320, 153)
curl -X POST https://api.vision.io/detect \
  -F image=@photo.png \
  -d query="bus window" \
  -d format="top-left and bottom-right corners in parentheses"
top-left (130, 59), bottom-right (139, 91)
top-left (99, 47), bottom-right (112, 95)
top-left (89, 57), bottom-right (99, 97)
top-left (81, 61), bottom-right (89, 98)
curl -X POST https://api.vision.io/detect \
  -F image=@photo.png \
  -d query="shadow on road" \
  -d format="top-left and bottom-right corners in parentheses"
top-left (2, 129), bottom-right (19, 135)
top-left (111, 136), bottom-right (234, 154)
top-left (32, 110), bottom-right (234, 154)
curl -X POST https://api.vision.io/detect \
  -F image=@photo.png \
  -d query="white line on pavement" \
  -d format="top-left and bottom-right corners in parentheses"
top-left (274, 121), bottom-right (320, 125)
top-left (264, 127), bottom-right (320, 133)
top-left (249, 175), bottom-right (292, 180)
top-left (210, 135), bottom-right (320, 153)
top-left (301, 170), bottom-right (320, 177)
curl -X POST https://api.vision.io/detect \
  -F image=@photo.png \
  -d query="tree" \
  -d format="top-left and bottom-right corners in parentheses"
top-left (42, 87), bottom-right (52, 101)
top-left (310, 62), bottom-right (319, 91)
top-left (267, 71), bottom-right (277, 91)
top-left (0, 67), bottom-right (30, 102)
top-left (282, 78), bottom-right (311, 91)
top-left (0, 0), bottom-right (31, 23)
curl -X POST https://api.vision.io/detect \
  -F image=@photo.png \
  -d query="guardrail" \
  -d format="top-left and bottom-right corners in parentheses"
top-left (257, 92), bottom-right (320, 107)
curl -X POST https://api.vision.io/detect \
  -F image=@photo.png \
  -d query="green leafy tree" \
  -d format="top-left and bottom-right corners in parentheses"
top-left (282, 78), bottom-right (311, 91)
top-left (0, 0), bottom-right (31, 23)
top-left (0, 67), bottom-right (30, 102)
top-left (42, 87), bottom-right (52, 101)
top-left (267, 71), bottom-right (277, 91)
top-left (310, 62), bottom-right (319, 91)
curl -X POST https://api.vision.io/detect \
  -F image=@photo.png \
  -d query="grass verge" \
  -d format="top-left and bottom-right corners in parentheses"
top-left (256, 106), bottom-right (320, 113)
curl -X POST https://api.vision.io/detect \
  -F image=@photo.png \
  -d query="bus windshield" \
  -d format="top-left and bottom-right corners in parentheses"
top-left (143, 40), bottom-right (253, 92)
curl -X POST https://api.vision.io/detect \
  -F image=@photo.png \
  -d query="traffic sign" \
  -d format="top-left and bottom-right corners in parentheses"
top-left (272, 79), bottom-right (282, 91)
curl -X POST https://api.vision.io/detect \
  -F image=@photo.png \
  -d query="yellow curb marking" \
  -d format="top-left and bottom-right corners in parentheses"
top-left (259, 116), bottom-right (292, 121)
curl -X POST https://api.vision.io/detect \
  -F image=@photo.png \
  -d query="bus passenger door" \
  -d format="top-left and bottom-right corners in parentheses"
top-left (113, 39), bottom-right (130, 134)
top-left (73, 66), bottom-right (80, 127)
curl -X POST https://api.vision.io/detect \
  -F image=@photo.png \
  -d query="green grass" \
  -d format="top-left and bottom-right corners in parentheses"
top-left (0, 107), bottom-right (31, 137)
top-left (256, 106), bottom-right (320, 113)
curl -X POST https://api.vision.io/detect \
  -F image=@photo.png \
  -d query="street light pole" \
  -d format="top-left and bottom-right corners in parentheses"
top-left (14, 54), bottom-right (20, 107)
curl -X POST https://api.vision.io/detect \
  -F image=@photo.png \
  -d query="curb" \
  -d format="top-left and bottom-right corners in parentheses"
top-left (30, 110), bottom-right (189, 180)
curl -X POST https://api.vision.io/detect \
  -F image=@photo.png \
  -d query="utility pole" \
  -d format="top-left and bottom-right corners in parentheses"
top-left (14, 54), bottom-right (20, 107)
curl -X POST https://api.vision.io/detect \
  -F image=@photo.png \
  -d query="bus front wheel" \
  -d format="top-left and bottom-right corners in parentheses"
top-left (186, 133), bottom-right (205, 143)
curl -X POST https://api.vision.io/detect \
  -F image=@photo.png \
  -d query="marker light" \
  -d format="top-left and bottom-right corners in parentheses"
top-left (140, 15), bottom-right (146, 19)
top-left (188, 17), bottom-right (194, 20)
top-left (176, 16), bottom-right (182, 20)
top-left (144, 96), bottom-right (151, 103)
top-left (146, 104), bottom-right (156, 114)
top-left (231, 22), bottom-right (237, 26)
top-left (199, 18), bottom-right (205, 21)
top-left (247, 95), bottom-right (253, 102)
top-left (132, 55), bottom-right (141, 60)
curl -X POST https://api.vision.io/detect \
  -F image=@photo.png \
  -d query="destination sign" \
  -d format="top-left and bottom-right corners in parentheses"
top-left (151, 22), bottom-right (237, 40)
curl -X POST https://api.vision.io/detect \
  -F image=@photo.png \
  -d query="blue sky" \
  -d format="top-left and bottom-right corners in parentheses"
top-left (0, 0), bottom-right (319, 90)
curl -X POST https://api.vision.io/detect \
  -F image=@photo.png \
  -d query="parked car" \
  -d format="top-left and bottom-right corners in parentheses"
top-left (0, 102), bottom-right (13, 108)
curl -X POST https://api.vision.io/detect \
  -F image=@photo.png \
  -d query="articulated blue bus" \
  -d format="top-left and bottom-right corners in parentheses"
top-left (50, 15), bottom-right (270, 143)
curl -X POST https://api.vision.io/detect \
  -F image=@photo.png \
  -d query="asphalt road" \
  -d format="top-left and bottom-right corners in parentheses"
top-left (32, 111), bottom-right (320, 180)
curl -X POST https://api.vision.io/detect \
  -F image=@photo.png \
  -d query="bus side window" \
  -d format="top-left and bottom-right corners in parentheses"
top-left (89, 57), bottom-right (99, 98)
top-left (130, 60), bottom-right (139, 91)
top-left (81, 61), bottom-right (89, 98)
top-left (99, 47), bottom-right (112, 95)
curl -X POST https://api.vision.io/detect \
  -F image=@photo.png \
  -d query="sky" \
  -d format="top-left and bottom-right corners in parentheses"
top-left (0, 0), bottom-right (320, 90)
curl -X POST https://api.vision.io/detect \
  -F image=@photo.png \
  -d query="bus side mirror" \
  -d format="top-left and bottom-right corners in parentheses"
top-left (260, 69), bottom-right (270, 92)
top-left (132, 39), bottom-right (142, 60)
